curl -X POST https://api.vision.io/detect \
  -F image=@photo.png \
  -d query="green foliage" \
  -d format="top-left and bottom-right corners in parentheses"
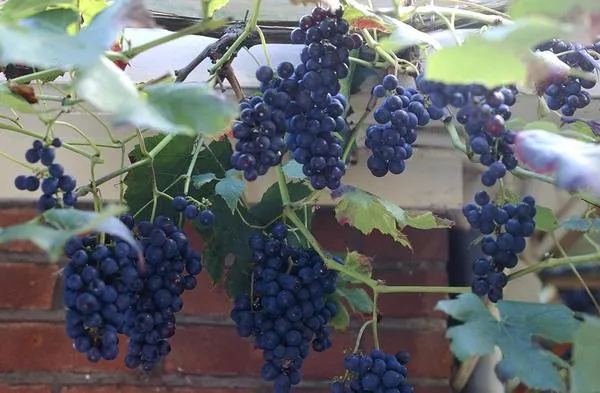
top-left (214, 169), bottom-right (246, 213)
top-left (342, 251), bottom-right (373, 284)
top-left (406, 211), bottom-right (454, 230)
top-left (203, 0), bottom-right (230, 18)
top-left (0, 0), bottom-right (73, 21)
top-left (0, 86), bottom-right (38, 113)
top-left (425, 18), bottom-right (564, 87)
top-left (0, 205), bottom-right (136, 261)
top-left (379, 16), bottom-right (441, 52)
top-left (571, 316), bottom-right (600, 393)
top-left (436, 294), bottom-right (581, 392)
top-left (342, 0), bottom-right (390, 31)
top-left (336, 286), bottom-right (373, 314)
top-left (79, 0), bottom-right (108, 25)
top-left (76, 62), bottom-right (238, 138)
top-left (535, 205), bottom-right (560, 232)
top-left (328, 293), bottom-right (351, 330)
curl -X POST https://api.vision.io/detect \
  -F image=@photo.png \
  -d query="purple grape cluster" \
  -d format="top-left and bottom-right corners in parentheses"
top-left (14, 138), bottom-right (78, 211)
top-left (416, 78), bottom-right (519, 187)
top-left (463, 192), bottom-right (537, 302)
top-left (364, 74), bottom-right (440, 177)
top-left (171, 195), bottom-right (216, 226)
top-left (230, 222), bottom-right (339, 392)
top-left (330, 349), bottom-right (413, 393)
top-left (535, 40), bottom-right (596, 116)
top-left (62, 198), bottom-right (206, 370)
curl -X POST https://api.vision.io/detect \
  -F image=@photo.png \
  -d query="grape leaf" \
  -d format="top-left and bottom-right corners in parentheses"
top-left (75, 59), bottom-right (238, 138)
top-left (0, 0), bottom-right (154, 70)
top-left (343, 0), bottom-right (390, 31)
top-left (0, 85), bottom-right (38, 112)
top-left (333, 185), bottom-right (410, 248)
top-left (336, 286), bottom-right (373, 314)
top-left (215, 169), bottom-right (245, 213)
top-left (0, 205), bottom-right (139, 261)
top-left (341, 251), bottom-right (373, 284)
top-left (79, 0), bottom-right (109, 25)
top-left (535, 205), bottom-right (560, 232)
top-left (436, 293), bottom-right (580, 392)
top-left (192, 173), bottom-right (217, 188)
top-left (406, 211), bottom-right (454, 230)
top-left (328, 292), bottom-right (351, 330)
top-left (425, 18), bottom-right (565, 88)
top-left (571, 316), bottom-right (600, 393)
top-left (0, 0), bottom-right (73, 21)
top-left (250, 181), bottom-right (313, 226)
top-left (203, 0), bottom-right (230, 18)
top-left (379, 15), bottom-right (441, 52)
top-left (282, 159), bottom-right (307, 180)
top-left (22, 8), bottom-right (80, 32)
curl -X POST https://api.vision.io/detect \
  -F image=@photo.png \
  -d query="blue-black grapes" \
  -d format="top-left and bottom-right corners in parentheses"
top-left (14, 138), bottom-right (78, 211)
top-left (230, 222), bottom-right (339, 392)
top-left (171, 195), bottom-right (216, 227)
top-left (463, 192), bottom-right (537, 302)
top-left (416, 78), bottom-right (518, 187)
top-left (330, 349), bottom-right (414, 393)
top-left (229, 7), bottom-right (361, 189)
top-left (535, 39), bottom-right (596, 116)
top-left (62, 197), bottom-right (205, 370)
top-left (365, 74), bottom-right (439, 177)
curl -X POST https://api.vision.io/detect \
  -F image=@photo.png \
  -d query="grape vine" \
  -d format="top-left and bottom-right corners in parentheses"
top-left (0, 1), bottom-right (599, 393)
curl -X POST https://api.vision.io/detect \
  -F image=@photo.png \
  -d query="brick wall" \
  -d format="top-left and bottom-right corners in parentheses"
top-left (0, 204), bottom-right (453, 393)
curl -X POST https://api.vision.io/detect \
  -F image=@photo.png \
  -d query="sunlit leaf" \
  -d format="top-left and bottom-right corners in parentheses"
top-left (215, 169), bottom-right (245, 213)
top-left (535, 205), bottom-right (560, 232)
top-left (406, 211), bottom-right (454, 230)
top-left (0, 0), bottom-right (73, 21)
top-left (203, 0), bottom-right (230, 18)
top-left (343, 0), bottom-right (390, 31)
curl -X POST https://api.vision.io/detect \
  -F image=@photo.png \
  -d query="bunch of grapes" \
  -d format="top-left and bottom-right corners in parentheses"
top-left (230, 87), bottom-right (288, 181)
top-left (230, 221), bottom-right (339, 392)
top-left (62, 234), bottom-right (139, 362)
top-left (61, 197), bottom-right (211, 371)
top-left (120, 212), bottom-right (203, 371)
top-left (14, 138), bottom-right (78, 211)
top-left (416, 78), bottom-right (518, 187)
top-left (535, 39), bottom-right (596, 116)
top-left (330, 349), bottom-right (413, 393)
top-left (463, 191), bottom-right (537, 302)
top-left (364, 74), bottom-right (440, 177)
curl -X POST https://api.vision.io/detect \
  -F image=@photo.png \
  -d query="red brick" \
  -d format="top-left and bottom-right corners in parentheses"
top-left (165, 325), bottom-right (263, 374)
top-left (0, 263), bottom-right (58, 309)
top-left (360, 227), bottom-right (448, 264)
top-left (374, 271), bottom-right (448, 319)
top-left (167, 326), bottom-right (450, 380)
top-left (181, 273), bottom-right (233, 316)
top-left (61, 388), bottom-right (252, 393)
top-left (311, 209), bottom-right (363, 253)
top-left (0, 323), bottom-right (132, 373)
top-left (0, 208), bottom-right (39, 252)
top-left (0, 386), bottom-right (52, 393)
top-left (183, 222), bottom-right (205, 251)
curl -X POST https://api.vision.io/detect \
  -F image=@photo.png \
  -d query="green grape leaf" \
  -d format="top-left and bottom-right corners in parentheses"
top-left (535, 205), bottom-right (560, 232)
top-left (509, 0), bottom-right (600, 19)
top-left (406, 211), bottom-right (454, 230)
top-left (524, 120), bottom-right (562, 133)
top-left (24, 8), bottom-right (80, 32)
top-left (342, 251), bottom-right (373, 284)
top-left (379, 15), bottom-right (441, 52)
top-left (282, 159), bottom-right (307, 180)
top-left (250, 181), bottom-right (313, 226)
top-left (343, 0), bottom-right (391, 31)
top-left (0, 205), bottom-right (138, 261)
top-left (79, 0), bottom-right (109, 25)
top-left (571, 316), bottom-right (600, 393)
top-left (0, 85), bottom-right (38, 112)
top-left (336, 286), bottom-right (373, 314)
top-left (560, 217), bottom-right (600, 232)
top-left (203, 0), bottom-right (230, 18)
top-left (333, 185), bottom-right (410, 248)
top-left (192, 173), bottom-right (217, 188)
top-left (75, 59), bottom-right (238, 138)
top-left (0, 0), bottom-right (154, 70)
top-left (436, 293), bottom-right (580, 392)
top-left (328, 292), bottom-right (351, 330)
top-left (0, 0), bottom-right (73, 21)
top-left (215, 169), bottom-right (245, 213)
top-left (425, 18), bottom-right (565, 88)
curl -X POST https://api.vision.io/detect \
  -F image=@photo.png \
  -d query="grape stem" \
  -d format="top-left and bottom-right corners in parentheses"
top-left (371, 290), bottom-right (380, 349)
top-left (184, 137), bottom-right (203, 195)
top-left (283, 206), bottom-right (470, 294)
top-left (508, 250), bottom-right (600, 281)
top-left (76, 134), bottom-right (177, 196)
top-left (342, 106), bottom-right (373, 163)
top-left (209, 0), bottom-right (263, 75)
top-left (276, 167), bottom-right (292, 206)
